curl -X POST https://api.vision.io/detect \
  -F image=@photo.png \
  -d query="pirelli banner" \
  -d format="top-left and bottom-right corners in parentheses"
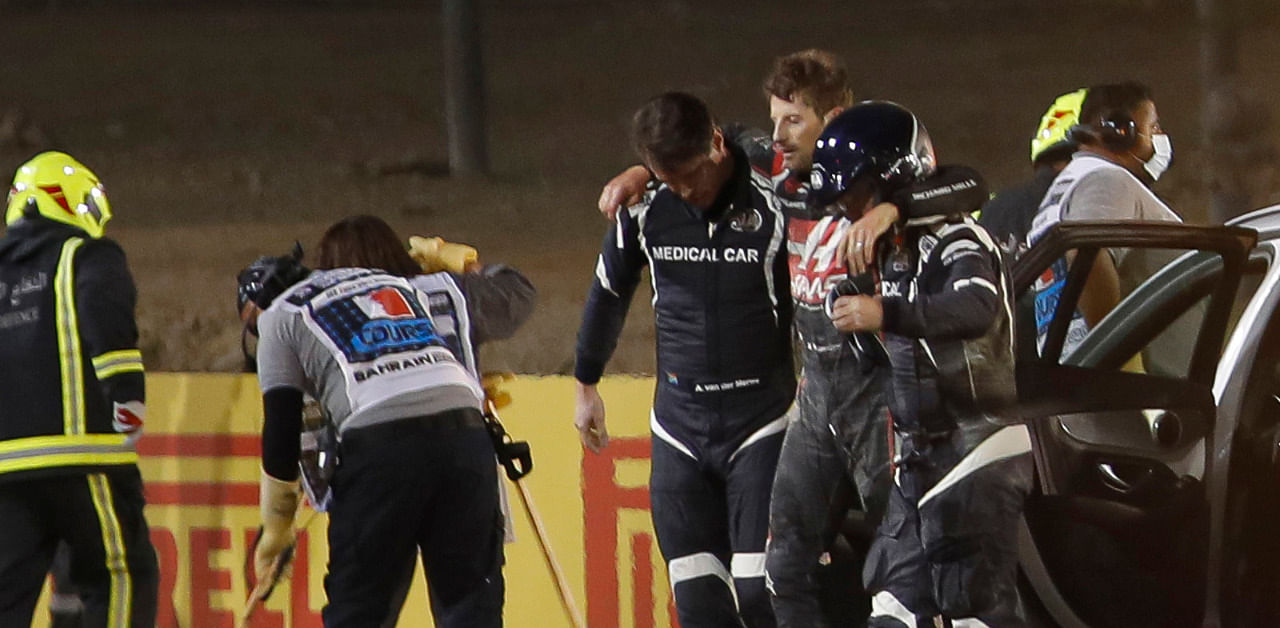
top-left (29, 374), bottom-right (675, 628)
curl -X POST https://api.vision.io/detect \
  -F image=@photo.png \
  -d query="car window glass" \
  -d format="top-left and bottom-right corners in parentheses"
top-left (1031, 246), bottom-right (1195, 367)
top-left (1222, 254), bottom-right (1270, 344)
top-left (1140, 292), bottom-right (1208, 379)
top-left (1064, 248), bottom-right (1269, 378)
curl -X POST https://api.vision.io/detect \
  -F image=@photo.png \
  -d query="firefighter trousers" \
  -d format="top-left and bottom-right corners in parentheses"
top-left (0, 468), bottom-right (158, 628)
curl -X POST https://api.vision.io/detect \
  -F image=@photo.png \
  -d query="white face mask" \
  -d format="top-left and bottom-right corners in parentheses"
top-left (1143, 133), bottom-right (1173, 181)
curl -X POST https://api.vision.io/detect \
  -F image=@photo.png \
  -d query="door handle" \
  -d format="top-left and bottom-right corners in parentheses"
top-left (1097, 462), bottom-right (1153, 494)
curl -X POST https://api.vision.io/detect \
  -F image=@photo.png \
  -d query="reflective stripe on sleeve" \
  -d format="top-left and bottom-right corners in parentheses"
top-left (952, 277), bottom-right (999, 295)
top-left (595, 256), bottom-right (616, 297)
top-left (91, 349), bottom-right (145, 380)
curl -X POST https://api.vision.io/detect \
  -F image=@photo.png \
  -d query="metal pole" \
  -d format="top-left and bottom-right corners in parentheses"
top-left (443, 0), bottom-right (490, 176)
top-left (482, 390), bottom-right (586, 628)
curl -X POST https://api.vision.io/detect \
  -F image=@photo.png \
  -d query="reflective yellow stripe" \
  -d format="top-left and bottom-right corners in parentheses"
top-left (55, 238), bottom-right (86, 435)
top-left (88, 473), bottom-right (132, 627)
top-left (92, 349), bottom-right (145, 380)
top-left (0, 433), bottom-right (130, 455)
top-left (91, 350), bottom-right (142, 368)
top-left (96, 362), bottom-right (144, 379)
top-left (92, 350), bottom-right (143, 371)
top-left (0, 434), bottom-right (136, 474)
top-left (0, 452), bottom-right (138, 475)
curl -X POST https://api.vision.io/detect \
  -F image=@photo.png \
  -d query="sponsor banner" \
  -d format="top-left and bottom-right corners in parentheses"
top-left (30, 374), bottom-right (674, 628)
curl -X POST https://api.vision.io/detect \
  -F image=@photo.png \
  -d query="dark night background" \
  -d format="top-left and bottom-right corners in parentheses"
top-left (1, 0), bottom-right (1277, 373)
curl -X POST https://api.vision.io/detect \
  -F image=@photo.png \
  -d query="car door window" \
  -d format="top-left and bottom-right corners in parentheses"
top-left (1023, 244), bottom-right (1261, 472)
top-left (1146, 254), bottom-right (1268, 378)
top-left (1063, 248), bottom-right (1270, 379)
top-left (1013, 224), bottom-right (1255, 490)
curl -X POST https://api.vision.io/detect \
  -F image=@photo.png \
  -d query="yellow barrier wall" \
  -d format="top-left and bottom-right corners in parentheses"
top-left (32, 374), bottom-right (673, 628)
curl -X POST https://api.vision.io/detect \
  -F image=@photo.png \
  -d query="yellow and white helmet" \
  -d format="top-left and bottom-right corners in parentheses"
top-left (6, 151), bottom-right (112, 238)
top-left (1030, 88), bottom-right (1087, 166)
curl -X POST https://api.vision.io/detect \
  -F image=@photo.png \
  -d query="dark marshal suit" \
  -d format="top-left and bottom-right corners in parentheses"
top-left (576, 140), bottom-right (794, 628)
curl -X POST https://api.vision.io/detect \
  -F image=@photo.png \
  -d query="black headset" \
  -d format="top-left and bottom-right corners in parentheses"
top-left (1096, 110), bottom-right (1139, 151)
top-left (1069, 109), bottom-right (1138, 152)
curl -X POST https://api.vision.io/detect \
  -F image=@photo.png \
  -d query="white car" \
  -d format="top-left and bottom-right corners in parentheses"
top-left (1013, 208), bottom-right (1280, 627)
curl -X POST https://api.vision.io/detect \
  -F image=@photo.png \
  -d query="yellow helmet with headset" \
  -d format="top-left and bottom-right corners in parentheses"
top-left (5, 151), bottom-right (112, 238)
top-left (1030, 88), bottom-right (1088, 166)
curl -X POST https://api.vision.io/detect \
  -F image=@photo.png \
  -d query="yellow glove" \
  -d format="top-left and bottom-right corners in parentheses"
top-left (255, 470), bottom-right (300, 584)
top-left (482, 371), bottom-right (515, 410)
top-left (408, 236), bottom-right (478, 274)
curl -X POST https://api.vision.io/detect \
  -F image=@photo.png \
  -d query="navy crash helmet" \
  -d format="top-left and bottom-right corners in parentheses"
top-left (809, 101), bottom-right (937, 205)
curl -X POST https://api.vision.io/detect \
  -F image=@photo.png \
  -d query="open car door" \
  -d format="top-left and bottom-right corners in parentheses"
top-left (1009, 221), bottom-right (1256, 628)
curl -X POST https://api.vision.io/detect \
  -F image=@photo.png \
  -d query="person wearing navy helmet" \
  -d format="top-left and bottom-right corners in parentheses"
top-left (817, 102), bottom-right (1032, 627)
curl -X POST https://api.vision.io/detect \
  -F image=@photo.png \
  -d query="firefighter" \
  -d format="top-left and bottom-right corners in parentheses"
top-left (0, 151), bottom-right (158, 627)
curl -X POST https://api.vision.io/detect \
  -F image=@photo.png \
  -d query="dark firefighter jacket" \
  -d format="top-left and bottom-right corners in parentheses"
top-left (0, 218), bottom-right (144, 481)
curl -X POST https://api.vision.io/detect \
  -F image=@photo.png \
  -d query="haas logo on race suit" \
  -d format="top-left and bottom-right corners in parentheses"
top-left (789, 215), bottom-right (850, 306)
